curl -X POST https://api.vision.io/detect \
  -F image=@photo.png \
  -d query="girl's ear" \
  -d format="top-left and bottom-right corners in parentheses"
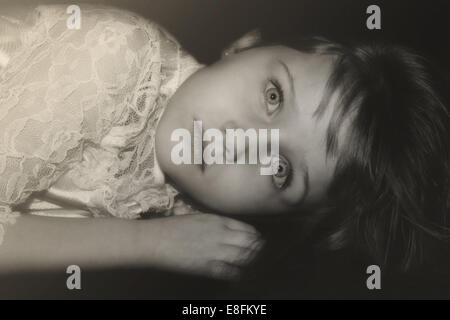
top-left (221, 29), bottom-right (263, 58)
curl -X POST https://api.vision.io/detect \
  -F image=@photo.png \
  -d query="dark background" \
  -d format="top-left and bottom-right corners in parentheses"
top-left (1, 0), bottom-right (449, 299)
top-left (6, 0), bottom-right (450, 70)
top-left (102, 0), bottom-right (450, 72)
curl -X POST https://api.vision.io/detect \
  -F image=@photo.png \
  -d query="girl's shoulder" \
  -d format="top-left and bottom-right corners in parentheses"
top-left (30, 4), bottom-right (162, 46)
top-left (32, 4), bottom-right (153, 27)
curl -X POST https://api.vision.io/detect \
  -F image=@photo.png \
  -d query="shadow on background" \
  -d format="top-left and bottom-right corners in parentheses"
top-left (1, 0), bottom-right (449, 299)
top-left (8, 0), bottom-right (450, 70)
top-left (1, 215), bottom-right (449, 299)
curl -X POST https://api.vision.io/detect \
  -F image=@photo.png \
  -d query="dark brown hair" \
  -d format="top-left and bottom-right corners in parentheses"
top-left (316, 39), bottom-right (448, 271)
top-left (250, 35), bottom-right (450, 272)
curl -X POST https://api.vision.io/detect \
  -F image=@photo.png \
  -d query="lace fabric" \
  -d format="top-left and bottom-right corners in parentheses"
top-left (0, 4), bottom-right (203, 242)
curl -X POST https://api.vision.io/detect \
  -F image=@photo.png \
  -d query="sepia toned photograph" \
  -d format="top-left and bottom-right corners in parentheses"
top-left (0, 0), bottom-right (449, 302)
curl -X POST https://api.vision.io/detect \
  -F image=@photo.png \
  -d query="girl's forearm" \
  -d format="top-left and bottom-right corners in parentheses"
top-left (0, 214), bottom-right (153, 274)
top-left (0, 213), bottom-right (265, 280)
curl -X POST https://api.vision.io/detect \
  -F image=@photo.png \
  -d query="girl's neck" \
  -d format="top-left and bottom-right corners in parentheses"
top-left (153, 39), bottom-right (204, 187)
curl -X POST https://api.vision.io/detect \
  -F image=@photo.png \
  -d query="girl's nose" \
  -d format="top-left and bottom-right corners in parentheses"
top-left (221, 120), bottom-right (238, 131)
top-left (221, 120), bottom-right (253, 164)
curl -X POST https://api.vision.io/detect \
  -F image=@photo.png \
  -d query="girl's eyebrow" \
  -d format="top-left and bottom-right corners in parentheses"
top-left (277, 59), bottom-right (296, 99)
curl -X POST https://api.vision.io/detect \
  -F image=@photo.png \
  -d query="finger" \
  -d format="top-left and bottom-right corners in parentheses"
top-left (207, 260), bottom-right (241, 281)
top-left (233, 239), bottom-right (266, 266)
top-left (242, 239), bottom-right (266, 262)
top-left (219, 242), bottom-right (263, 266)
top-left (222, 218), bottom-right (260, 236)
top-left (222, 229), bottom-right (261, 248)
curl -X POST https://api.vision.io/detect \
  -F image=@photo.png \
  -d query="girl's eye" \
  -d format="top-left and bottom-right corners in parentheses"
top-left (264, 81), bottom-right (283, 115)
top-left (272, 155), bottom-right (290, 189)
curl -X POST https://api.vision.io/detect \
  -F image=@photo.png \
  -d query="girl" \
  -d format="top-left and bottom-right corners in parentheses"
top-left (0, 3), bottom-right (448, 280)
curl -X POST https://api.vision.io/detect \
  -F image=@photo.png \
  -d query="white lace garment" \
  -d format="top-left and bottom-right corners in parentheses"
top-left (0, 4), bottom-right (204, 244)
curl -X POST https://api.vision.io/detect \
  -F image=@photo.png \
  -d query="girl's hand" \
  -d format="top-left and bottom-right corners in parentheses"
top-left (140, 213), bottom-right (264, 280)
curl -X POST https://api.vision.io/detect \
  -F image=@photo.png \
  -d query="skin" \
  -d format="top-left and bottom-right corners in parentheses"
top-left (156, 45), bottom-right (340, 215)
top-left (0, 213), bottom-right (261, 280)
top-left (0, 7), bottom-right (264, 281)
top-left (0, 7), bottom-right (347, 280)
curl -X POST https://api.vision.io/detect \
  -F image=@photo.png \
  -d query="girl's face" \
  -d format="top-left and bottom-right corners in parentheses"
top-left (156, 45), bottom-right (342, 215)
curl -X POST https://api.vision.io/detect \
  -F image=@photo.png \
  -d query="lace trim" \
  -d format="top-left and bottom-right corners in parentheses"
top-left (0, 205), bottom-right (20, 244)
top-left (0, 4), bottom-right (204, 246)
